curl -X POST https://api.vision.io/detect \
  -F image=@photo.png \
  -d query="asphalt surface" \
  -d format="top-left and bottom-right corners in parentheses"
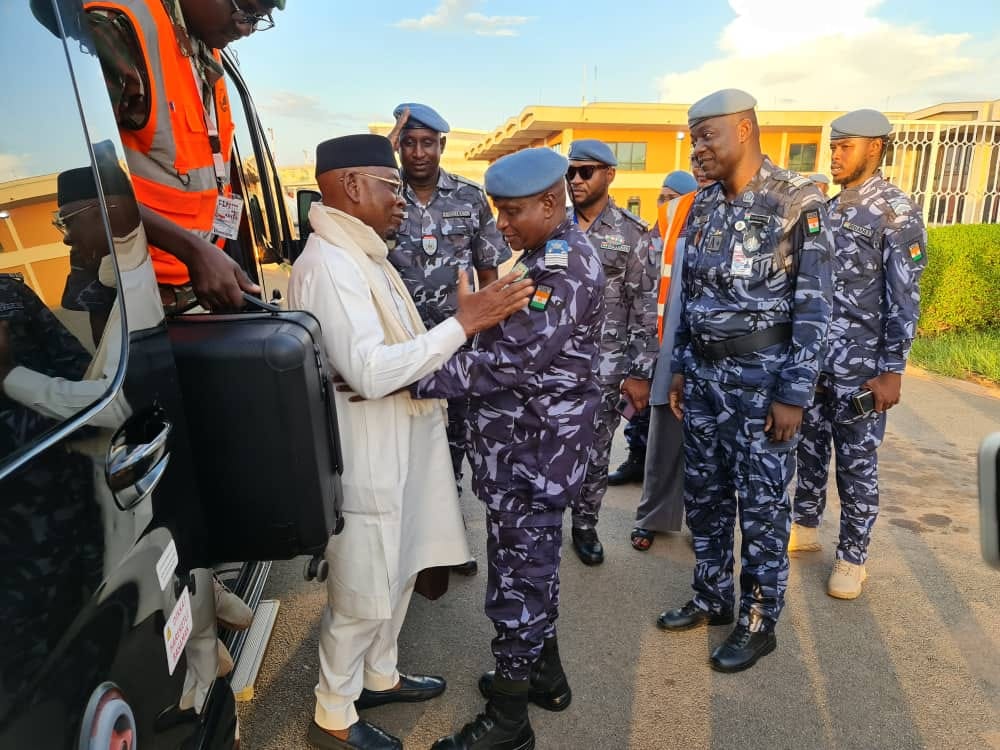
top-left (239, 369), bottom-right (1000, 749)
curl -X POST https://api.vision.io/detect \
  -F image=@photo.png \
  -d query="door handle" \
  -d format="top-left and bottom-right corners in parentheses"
top-left (107, 418), bottom-right (172, 510)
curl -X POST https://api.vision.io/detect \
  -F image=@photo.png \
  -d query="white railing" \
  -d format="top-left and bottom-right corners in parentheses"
top-left (884, 120), bottom-right (1000, 226)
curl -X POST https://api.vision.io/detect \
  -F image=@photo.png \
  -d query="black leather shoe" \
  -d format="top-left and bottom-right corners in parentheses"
top-left (355, 674), bottom-right (446, 710)
top-left (451, 559), bottom-right (479, 576)
top-left (431, 704), bottom-right (534, 750)
top-left (607, 453), bottom-right (645, 486)
top-left (709, 626), bottom-right (777, 673)
top-left (656, 601), bottom-right (734, 631)
top-left (571, 527), bottom-right (604, 565)
top-left (478, 670), bottom-right (571, 712)
top-left (307, 720), bottom-right (401, 750)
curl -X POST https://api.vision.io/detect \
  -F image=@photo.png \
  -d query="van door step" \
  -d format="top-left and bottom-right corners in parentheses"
top-left (228, 598), bottom-right (280, 702)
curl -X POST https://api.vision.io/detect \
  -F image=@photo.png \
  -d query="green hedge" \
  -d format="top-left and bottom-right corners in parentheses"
top-left (917, 224), bottom-right (1000, 335)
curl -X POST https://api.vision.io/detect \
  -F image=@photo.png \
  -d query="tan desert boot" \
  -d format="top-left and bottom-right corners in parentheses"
top-left (216, 638), bottom-right (235, 677)
top-left (788, 523), bottom-right (822, 555)
top-left (214, 576), bottom-right (253, 631)
top-left (827, 558), bottom-right (867, 600)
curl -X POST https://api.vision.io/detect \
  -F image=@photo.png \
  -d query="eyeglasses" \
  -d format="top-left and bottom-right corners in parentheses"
top-left (566, 165), bottom-right (608, 181)
top-left (356, 172), bottom-right (405, 197)
top-left (230, 0), bottom-right (275, 31)
top-left (52, 202), bottom-right (117, 237)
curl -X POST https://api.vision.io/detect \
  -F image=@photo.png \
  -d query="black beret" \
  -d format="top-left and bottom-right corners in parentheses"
top-left (57, 141), bottom-right (133, 205)
top-left (315, 134), bottom-right (397, 176)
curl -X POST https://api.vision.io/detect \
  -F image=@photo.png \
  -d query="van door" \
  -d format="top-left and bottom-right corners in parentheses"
top-left (1, 3), bottom-right (226, 748)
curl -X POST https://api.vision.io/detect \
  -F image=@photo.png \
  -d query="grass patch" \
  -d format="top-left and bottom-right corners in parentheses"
top-left (909, 329), bottom-right (1000, 385)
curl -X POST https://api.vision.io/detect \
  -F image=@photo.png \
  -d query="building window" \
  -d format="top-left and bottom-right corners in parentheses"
top-left (607, 142), bottom-right (647, 171)
top-left (627, 197), bottom-right (641, 215)
top-left (788, 143), bottom-right (817, 172)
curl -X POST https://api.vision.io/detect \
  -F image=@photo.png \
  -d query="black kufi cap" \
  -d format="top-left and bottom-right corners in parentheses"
top-left (315, 134), bottom-right (397, 176)
top-left (57, 140), bottom-right (133, 205)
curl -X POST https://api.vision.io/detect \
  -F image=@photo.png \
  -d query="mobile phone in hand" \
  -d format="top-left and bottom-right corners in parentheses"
top-left (616, 396), bottom-right (638, 421)
top-left (851, 389), bottom-right (876, 416)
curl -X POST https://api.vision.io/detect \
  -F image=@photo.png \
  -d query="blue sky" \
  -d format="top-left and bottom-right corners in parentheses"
top-left (231, 0), bottom-right (997, 165)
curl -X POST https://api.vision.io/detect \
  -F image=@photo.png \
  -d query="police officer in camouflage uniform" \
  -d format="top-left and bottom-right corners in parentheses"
top-left (388, 104), bottom-right (511, 576)
top-left (413, 147), bottom-right (604, 749)
top-left (566, 139), bottom-right (659, 566)
top-left (658, 89), bottom-right (833, 673)
top-left (789, 110), bottom-right (926, 600)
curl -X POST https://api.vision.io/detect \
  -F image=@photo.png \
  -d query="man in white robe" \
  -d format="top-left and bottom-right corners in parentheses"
top-left (289, 134), bottom-right (533, 750)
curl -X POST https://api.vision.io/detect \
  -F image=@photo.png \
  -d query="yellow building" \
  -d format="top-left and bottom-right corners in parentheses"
top-left (367, 124), bottom-right (492, 186)
top-left (0, 174), bottom-right (68, 306)
top-left (467, 100), bottom-right (1000, 226)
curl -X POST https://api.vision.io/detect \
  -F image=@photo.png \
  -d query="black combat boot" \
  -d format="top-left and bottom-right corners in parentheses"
top-left (431, 677), bottom-right (534, 750)
top-left (478, 636), bottom-right (571, 711)
top-left (607, 452), bottom-right (645, 486)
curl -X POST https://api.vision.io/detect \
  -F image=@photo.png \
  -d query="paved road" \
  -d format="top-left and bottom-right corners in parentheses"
top-left (239, 370), bottom-right (1000, 749)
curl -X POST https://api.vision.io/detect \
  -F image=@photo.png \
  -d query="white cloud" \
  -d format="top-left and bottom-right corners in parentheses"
top-left (395, 1), bottom-right (530, 37)
top-left (657, 0), bottom-right (999, 112)
top-left (260, 91), bottom-right (380, 125)
top-left (0, 153), bottom-right (28, 180)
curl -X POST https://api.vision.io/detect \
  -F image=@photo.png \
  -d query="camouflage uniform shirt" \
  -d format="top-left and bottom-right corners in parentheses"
top-left (389, 169), bottom-right (511, 327)
top-left (824, 171), bottom-right (926, 386)
top-left (672, 157), bottom-right (833, 407)
top-left (413, 220), bottom-right (605, 523)
top-left (573, 199), bottom-right (659, 383)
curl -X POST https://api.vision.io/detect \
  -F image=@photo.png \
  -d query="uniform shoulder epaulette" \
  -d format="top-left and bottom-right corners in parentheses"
top-left (774, 169), bottom-right (813, 189)
top-left (619, 207), bottom-right (649, 232)
top-left (451, 172), bottom-right (486, 191)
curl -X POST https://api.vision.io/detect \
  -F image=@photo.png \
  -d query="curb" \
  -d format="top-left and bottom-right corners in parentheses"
top-left (906, 363), bottom-right (1000, 401)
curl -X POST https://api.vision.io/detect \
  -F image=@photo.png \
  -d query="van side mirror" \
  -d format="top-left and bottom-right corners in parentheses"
top-left (297, 189), bottom-right (322, 240)
top-left (979, 433), bottom-right (1000, 569)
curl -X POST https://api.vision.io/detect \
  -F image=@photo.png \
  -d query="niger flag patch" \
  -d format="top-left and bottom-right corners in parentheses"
top-left (805, 210), bottom-right (821, 235)
top-left (908, 242), bottom-right (924, 262)
top-left (529, 285), bottom-right (553, 311)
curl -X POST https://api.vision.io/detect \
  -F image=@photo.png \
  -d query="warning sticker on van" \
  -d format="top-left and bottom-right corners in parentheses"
top-left (164, 587), bottom-right (193, 675)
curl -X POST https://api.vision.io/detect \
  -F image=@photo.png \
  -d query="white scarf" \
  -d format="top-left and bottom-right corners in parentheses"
top-left (308, 202), bottom-right (444, 416)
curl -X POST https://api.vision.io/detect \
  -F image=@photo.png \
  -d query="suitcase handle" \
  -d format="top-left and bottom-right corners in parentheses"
top-left (242, 292), bottom-right (282, 314)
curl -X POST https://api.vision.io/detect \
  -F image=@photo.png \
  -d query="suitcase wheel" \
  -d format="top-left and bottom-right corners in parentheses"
top-left (304, 555), bottom-right (329, 583)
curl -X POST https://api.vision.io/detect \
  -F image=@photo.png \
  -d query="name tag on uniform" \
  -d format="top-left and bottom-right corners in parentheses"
top-left (442, 210), bottom-right (472, 219)
top-left (730, 243), bottom-right (752, 278)
top-left (844, 221), bottom-right (873, 238)
top-left (212, 194), bottom-right (244, 240)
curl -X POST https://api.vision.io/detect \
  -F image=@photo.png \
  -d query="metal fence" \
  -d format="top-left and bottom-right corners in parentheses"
top-left (885, 120), bottom-right (1000, 226)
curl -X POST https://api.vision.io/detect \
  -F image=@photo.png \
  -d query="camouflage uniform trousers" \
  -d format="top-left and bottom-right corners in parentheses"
top-left (573, 381), bottom-right (625, 530)
top-left (682, 375), bottom-right (797, 632)
top-left (485, 510), bottom-right (563, 681)
top-left (793, 384), bottom-right (887, 565)
top-left (623, 405), bottom-right (650, 456)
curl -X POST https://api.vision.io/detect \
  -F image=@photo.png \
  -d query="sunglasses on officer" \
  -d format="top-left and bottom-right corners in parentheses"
top-left (230, 0), bottom-right (274, 31)
top-left (565, 165), bottom-right (609, 181)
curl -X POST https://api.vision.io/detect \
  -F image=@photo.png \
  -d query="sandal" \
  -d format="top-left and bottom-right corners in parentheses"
top-left (630, 527), bottom-right (654, 551)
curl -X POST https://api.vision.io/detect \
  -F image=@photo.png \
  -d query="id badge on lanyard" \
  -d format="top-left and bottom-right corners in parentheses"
top-left (190, 58), bottom-right (243, 240)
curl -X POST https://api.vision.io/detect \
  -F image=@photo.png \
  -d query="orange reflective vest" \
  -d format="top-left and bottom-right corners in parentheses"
top-left (86, 0), bottom-right (235, 286)
top-left (655, 191), bottom-right (696, 342)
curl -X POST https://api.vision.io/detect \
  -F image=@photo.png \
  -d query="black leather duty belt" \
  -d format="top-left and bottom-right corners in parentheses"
top-left (692, 323), bottom-right (792, 361)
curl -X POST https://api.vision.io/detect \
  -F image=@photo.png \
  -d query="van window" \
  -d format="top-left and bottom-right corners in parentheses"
top-left (1, 3), bottom-right (136, 466)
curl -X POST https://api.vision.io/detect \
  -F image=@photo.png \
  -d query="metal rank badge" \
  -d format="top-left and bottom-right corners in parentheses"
top-left (705, 231), bottom-right (723, 253)
top-left (421, 235), bottom-right (438, 255)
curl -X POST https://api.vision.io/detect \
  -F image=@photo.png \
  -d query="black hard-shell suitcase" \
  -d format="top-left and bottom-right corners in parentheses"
top-left (167, 296), bottom-right (343, 564)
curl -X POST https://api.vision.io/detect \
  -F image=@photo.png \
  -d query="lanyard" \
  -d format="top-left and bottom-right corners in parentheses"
top-left (188, 57), bottom-right (228, 191)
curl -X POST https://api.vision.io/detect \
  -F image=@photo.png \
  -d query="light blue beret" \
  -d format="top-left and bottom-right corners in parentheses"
top-left (688, 88), bottom-right (757, 127)
top-left (830, 109), bottom-right (892, 139)
top-left (567, 139), bottom-right (617, 166)
top-left (662, 170), bottom-right (698, 194)
top-left (393, 102), bottom-right (450, 134)
top-left (808, 173), bottom-right (830, 185)
top-left (485, 148), bottom-right (570, 199)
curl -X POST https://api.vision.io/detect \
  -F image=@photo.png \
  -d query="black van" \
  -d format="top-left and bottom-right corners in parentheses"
top-left (0, 3), bottom-right (322, 748)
